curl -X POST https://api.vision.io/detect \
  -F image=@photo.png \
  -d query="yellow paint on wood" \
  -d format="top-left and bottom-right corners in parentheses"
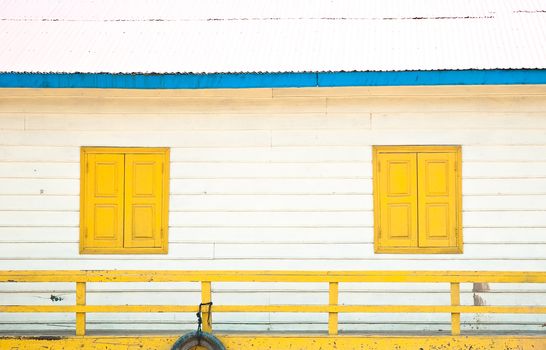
top-left (373, 146), bottom-right (462, 254)
top-left (376, 152), bottom-right (418, 248)
top-left (328, 282), bottom-right (338, 335)
top-left (418, 152), bottom-right (458, 249)
top-left (82, 153), bottom-right (125, 250)
top-left (201, 281), bottom-right (212, 332)
top-left (75, 282), bottom-right (86, 336)
top-left (1, 270), bottom-right (546, 283)
top-left (124, 153), bottom-right (165, 249)
top-left (1, 334), bottom-right (545, 350)
top-left (80, 147), bottom-right (169, 254)
top-left (451, 282), bottom-right (461, 336)
top-left (1, 270), bottom-right (546, 339)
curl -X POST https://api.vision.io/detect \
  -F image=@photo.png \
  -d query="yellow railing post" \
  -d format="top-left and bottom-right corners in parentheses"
top-left (328, 282), bottom-right (339, 335)
top-left (76, 282), bottom-right (86, 336)
top-left (201, 281), bottom-right (212, 332)
top-left (450, 282), bottom-right (461, 336)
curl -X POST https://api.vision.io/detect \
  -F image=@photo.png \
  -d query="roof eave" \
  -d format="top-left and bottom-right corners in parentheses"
top-left (1, 69), bottom-right (545, 89)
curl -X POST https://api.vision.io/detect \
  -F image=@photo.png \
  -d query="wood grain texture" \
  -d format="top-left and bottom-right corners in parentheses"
top-left (0, 87), bottom-right (546, 333)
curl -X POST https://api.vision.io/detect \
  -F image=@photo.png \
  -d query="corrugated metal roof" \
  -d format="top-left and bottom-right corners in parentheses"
top-left (1, 0), bottom-right (545, 74)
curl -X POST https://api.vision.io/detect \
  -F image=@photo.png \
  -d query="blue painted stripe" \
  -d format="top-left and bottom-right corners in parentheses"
top-left (0, 70), bottom-right (545, 89)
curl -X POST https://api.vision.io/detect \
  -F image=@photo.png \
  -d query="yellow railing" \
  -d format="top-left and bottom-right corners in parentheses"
top-left (1, 270), bottom-right (545, 336)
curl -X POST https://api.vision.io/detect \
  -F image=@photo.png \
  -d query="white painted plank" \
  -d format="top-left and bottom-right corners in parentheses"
top-left (464, 195), bottom-right (546, 211)
top-left (463, 178), bottom-right (546, 195)
top-left (0, 211), bottom-right (78, 226)
top-left (463, 162), bottom-right (546, 178)
top-left (339, 292), bottom-right (450, 306)
top-left (170, 178), bottom-right (372, 194)
top-left (212, 243), bottom-right (546, 260)
top-left (0, 242), bottom-right (546, 264)
top-left (464, 228), bottom-right (546, 243)
top-left (1, 291), bottom-right (545, 319)
top-left (5, 129), bottom-right (546, 148)
top-left (0, 195), bottom-right (78, 211)
top-left (472, 292), bottom-right (546, 306)
top-left (170, 194), bottom-right (373, 211)
top-left (171, 147), bottom-right (373, 162)
top-left (169, 211), bottom-right (372, 227)
top-left (0, 130), bottom-right (271, 147)
top-left (0, 243), bottom-right (213, 259)
top-left (0, 258), bottom-right (544, 271)
top-left (0, 308), bottom-right (538, 326)
top-left (0, 146), bottom-right (80, 162)
top-left (464, 211), bottom-right (546, 227)
top-left (0, 321), bottom-right (542, 334)
top-left (0, 281), bottom-right (494, 293)
top-left (272, 129), bottom-right (546, 146)
top-left (171, 227), bottom-right (373, 244)
top-left (170, 162), bottom-right (371, 178)
top-left (0, 116), bottom-right (24, 130)
top-left (0, 281), bottom-right (198, 292)
top-left (0, 163), bottom-right (79, 178)
top-left (372, 112), bottom-right (546, 129)
top-left (86, 292), bottom-right (201, 306)
top-left (0, 227), bottom-right (77, 242)
top-left (326, 96), bottom-right (546, 113)
top-left (0, 88), bottom-right (274, 98)
top-left (275, 86), bottom-right (546, 98)
top-left (0, 96), bottom-right (326, 114)
top-left (0, 179), bottom-right (78, 195)
top-left (463, 146), bottom-right (546, 161)
top-left (24, 114), bottom-right (370, 130)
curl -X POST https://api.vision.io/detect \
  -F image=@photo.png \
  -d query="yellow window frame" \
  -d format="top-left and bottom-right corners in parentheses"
top-left (372, 145), bottom-right (462, 254)
top-left (80, 147), bottom-right (170, 254)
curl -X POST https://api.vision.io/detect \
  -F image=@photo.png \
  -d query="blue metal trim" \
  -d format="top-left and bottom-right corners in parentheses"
top-left (318, 70), bottom-right (546, 87)
top-left (0, 70), bottom-right (545, 89)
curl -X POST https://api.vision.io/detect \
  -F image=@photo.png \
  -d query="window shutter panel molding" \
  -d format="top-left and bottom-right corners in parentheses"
top-left (377, 153), bottom-right (418, 248)
top-left (124, 154), bottom-right (165, 249)
top-left (417, 152), bottom-right (458, 248)
top-left (373, 146), bottom-right (462, 254)
top-left (80, 147), bottom-right (169, 254)
top-left (83, 153), bottom-right (125, 249)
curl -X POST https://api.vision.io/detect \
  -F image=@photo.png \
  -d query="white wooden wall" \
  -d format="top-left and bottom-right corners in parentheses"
top-left (0, 86), bottom-right (545, 333)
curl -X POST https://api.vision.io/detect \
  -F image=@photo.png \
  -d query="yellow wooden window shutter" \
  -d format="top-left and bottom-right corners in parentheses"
top-left (83, 153), bottom-right (125, 249)
top-left (377, 153), bottom-right (418, 248)
top-left (124, 154), bottom-right (165, 248)
top-left (417, 152), bottom-right (458, 248)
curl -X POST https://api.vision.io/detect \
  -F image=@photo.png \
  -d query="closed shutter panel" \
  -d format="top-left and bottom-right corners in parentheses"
top-left (84, 153), bottom-right (125, 248)
top-left (377, 153), bottom-right (418, 248)
top-left (417, 152), bottom-right (457, 248)
top-left (124, 154), bottom-right (165, 248)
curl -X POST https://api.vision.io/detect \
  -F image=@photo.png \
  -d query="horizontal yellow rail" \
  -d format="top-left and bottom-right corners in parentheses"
top-left (2, 270), bottom-right (546, 283)
top-left (1, 270), bottom-right (545, 337)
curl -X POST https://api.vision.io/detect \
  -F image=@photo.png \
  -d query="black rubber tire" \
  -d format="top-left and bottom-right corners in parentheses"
top-left (171, 331), bottom-right (226, 350)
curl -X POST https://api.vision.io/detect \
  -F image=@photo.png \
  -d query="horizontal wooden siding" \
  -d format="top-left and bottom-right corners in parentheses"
top-left (0, 86), bottom-right (545, 333)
